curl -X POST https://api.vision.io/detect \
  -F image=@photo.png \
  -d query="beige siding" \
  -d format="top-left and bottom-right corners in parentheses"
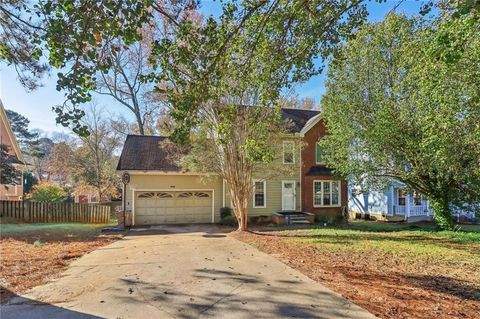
top-left (125, 174), bottom-right (223, 223)
top-left (124, 138), bottom-right (302, 223)
top-left (224, 138), bottom-right (302, 216)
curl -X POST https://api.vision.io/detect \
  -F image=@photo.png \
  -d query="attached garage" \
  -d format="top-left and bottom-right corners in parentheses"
top-left (116, 134), bottom-right (223, 226)
top-left (134, 190), bottom-right (213, 225)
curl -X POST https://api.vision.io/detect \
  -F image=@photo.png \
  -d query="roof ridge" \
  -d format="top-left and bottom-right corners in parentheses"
top-left (127, 134), bottom-right (168, 138)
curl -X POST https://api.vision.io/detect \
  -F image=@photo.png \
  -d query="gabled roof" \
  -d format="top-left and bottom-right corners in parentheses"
top-left (299, 113), bottom-right (322, 136)
top-left (0, 99), bottom-right (24, 164)
top-left (281, 108), bottom-right (320, 133)
top-left (117, 108), bottom-right (320, 172)
top-left (116, 135), bottom-right (182, 172)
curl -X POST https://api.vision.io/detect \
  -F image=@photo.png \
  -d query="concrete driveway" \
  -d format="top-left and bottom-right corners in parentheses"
top-left (2, 225), bottom-right (376, 319)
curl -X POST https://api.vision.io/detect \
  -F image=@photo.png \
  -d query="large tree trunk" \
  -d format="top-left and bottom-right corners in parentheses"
top-left (429, 192), bottom-right (453, 230)
top-left (133, 106), bottom-right (145, 135)
top-left (229, 185), bottom-right (249, 231)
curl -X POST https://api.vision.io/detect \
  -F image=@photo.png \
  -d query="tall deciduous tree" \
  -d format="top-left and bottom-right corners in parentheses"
top-left (320, 13), bottom-right (480, 229)
top-left (72, 104), bottom-right (121, 202)
top-left (0, 0), bottom-right (47, 89)
top-left (94, 35), bottom-right (162, 135)
top-left (149, 1), bottom-right (368, 230)
top-left (47, 141), bottom-right (75, 187)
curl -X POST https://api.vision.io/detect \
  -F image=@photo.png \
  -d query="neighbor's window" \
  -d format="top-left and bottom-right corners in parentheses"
top-left (398, 189), bottom-right (406, 206)
top-left (253, 180), bottom-right (266, 208)
top-left (316, 142), bottom-right (323, 164)
top-left (313, 180), bottom-right (341, 207)
top-left (283, 141), bottom-right (295, 164)
top-left (413, 192), bottom-right (422, 206)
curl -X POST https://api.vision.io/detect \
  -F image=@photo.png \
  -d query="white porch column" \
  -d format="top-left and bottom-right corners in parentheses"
top-left (389, 186), bottom-right (394, 216)
top-left (426, 200), bottom-right (430, 217)
top-left (406, 194), bottom-right (411, 218)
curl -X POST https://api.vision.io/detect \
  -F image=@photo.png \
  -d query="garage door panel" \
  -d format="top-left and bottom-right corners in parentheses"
top-left (135, 191), bottom-right (212, 225)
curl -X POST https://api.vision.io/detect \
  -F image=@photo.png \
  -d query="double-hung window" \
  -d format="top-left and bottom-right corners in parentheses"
top-left (313, 180), bottom-right (340, 207)
top-left (253, 180), bottom-right (266, 208)
top-left (413, 192), bottom-right (422, 206)
top-left (398, 189), bottom-right (407, 206)
top-left (283, 141), bottom-right (295, 164)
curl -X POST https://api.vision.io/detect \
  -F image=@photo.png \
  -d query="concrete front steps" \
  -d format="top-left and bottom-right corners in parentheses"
top-left (271, 211), bottom-right (316, 225)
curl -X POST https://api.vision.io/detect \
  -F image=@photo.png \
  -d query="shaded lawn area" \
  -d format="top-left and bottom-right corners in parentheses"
top-left (0, 222), bottom-right (123, 303)
top-left (232, 222), bottom-right (480, 319)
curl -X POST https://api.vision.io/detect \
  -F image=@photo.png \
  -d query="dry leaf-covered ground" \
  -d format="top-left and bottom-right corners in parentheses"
top-left (0, 223), bottom-right (121, 303)
top-left (232, 222), bottom-right (480, 319)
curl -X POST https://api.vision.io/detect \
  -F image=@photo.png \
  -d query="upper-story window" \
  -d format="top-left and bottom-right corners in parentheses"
top-left (253, 180), bottom-right (266, 208)
top-left (316, 142), bottom-right (323, 164)
top-left (283, 141), bottom-right (295, 164)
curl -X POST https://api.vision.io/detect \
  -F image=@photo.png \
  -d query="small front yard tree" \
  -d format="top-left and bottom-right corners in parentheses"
top-left (320, 13), bottom-right (480, 230)
top-left (148, 1), bottom-right (367, 230)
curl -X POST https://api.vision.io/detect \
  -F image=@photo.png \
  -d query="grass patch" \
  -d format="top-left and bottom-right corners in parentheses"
top-left (283, 222), bottom-right (480, 266)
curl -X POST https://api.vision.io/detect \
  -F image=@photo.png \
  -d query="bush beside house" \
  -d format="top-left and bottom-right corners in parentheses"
top-left (29, 183), bottom-right (66, 202)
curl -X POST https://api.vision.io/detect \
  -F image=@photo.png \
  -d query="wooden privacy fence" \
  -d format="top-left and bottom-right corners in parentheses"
top-left (0, 201), bottom-right (111, 224)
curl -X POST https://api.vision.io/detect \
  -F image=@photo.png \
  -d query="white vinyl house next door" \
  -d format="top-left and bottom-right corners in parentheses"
top-left (135, 191), bottom-right (212, 225)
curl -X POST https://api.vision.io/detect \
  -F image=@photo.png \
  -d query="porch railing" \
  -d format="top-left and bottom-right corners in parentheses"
top-left (394, 204), bottom-right (431, 217)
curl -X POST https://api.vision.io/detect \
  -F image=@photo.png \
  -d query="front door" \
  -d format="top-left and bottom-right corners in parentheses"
top-left (282, 181), bottom-right (296, 211)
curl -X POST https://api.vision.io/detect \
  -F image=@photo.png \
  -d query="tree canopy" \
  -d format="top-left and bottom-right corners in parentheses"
top-left (320, 12), bottom-right (480, 229)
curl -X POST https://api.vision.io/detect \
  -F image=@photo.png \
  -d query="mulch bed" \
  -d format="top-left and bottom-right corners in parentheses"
top-left (0, 236), bottom-right (117, 303)
top-left (231, 231), bottom-right (480, 319)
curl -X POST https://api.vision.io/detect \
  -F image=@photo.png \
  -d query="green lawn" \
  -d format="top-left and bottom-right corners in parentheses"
top-left (278, 221), bottom-right (480, 277)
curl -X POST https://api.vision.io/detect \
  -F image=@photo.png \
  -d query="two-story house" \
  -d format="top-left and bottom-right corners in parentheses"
top-left (349, 181), bottom-right (477, 223)
top-left (0, 99), bottom-right (25, 200)
top-left (116, 108), bottom-right (347, 226)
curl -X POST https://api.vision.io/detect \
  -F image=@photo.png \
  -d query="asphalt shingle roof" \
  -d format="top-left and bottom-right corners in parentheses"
top-left (117, 108), bottom-right (320, 172)
top-left (116, 135), bottom-right (182, 171)
top-left (281, 108), bottom-right (320, 133)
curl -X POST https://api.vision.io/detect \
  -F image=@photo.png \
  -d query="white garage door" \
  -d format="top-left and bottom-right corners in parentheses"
top-left (134, 191), bottom-right (213, 225)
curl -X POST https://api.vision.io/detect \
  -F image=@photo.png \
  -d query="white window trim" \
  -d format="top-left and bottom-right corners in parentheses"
top-left (315, 142), bottom-right (325, 165)
top-left (253, 179), bottom-right (267, 208)
top-left (398, 189), bottom-right (406, 206)
top-left (313, 180), bottom-right (341, 208)
top-left (413, 191), bottom-right (423, 206)
top-left (283, 141), bottom-right (295, 164)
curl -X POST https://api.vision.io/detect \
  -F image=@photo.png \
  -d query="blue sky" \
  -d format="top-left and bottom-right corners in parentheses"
top-left (0, 0), bottom-right (426, 134)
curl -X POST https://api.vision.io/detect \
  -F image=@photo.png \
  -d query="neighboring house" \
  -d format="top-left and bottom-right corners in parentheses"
top-left (116, 108), bottom-right (347, 226)
top-left (0, 99), bottom-right (25, 200)
top-left (72, 186), bottom-right (99, 204)
top-left (349, 181), bottom-right (476, 223)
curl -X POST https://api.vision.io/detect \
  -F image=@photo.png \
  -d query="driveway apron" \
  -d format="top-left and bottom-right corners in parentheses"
top-left (1, 225), bottom-right (376, 319)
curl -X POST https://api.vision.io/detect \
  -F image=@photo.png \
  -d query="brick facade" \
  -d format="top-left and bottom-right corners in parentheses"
top-left (301, 118), bottom-right (347, 219)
